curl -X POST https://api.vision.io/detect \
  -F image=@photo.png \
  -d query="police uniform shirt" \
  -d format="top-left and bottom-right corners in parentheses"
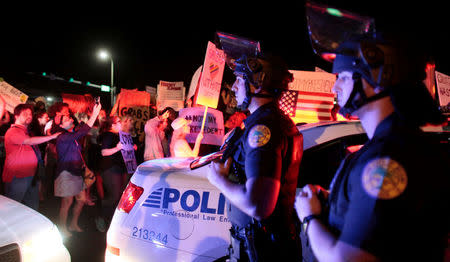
top-left (228, 102), bottom-right (300, 229)
top-left (327, 113), bottom-right (449, 261)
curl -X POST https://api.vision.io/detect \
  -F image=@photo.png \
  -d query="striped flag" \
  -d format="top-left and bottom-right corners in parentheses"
top-left (279, 70), bottom-right (336, 123)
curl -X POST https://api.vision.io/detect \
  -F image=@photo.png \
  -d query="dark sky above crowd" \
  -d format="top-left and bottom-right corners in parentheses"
top-left (1, 1), bottom-right (449, 92)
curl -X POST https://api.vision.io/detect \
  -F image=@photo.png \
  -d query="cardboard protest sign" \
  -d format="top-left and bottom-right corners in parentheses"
top-left (178, 107), bottom-right (224, 146)
top-left (156, 80), bottom-right (185, 111)
top-left (119, 131), bottom-right (137, 174)
top-left (111, 89), bottom-right (151, 142)
top-left (196, 42), bottom-right (225, 109)
top-left (0, 80), bottom-right (28, 113)
top-left (278, 70), bottom-right (336, 123)
top-left (435, 71), bottom-right (450, 106)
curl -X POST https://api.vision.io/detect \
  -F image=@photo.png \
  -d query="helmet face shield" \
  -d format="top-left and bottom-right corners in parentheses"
top-left (305, 1), bottom-right (375, 60)
top-left (215, 31), bottom-right (261, 70)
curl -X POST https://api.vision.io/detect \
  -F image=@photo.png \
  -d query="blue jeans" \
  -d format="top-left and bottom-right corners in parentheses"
top-left (4, 176), bottom-right (39, 211)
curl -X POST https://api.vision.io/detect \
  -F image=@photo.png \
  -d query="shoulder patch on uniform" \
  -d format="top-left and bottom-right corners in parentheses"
top-left (361, 157), bottom-right (408, 200)
top-left (247, 125), bottom-right (271, 148)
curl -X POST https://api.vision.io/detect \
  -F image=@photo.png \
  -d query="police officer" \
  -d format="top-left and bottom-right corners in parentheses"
top-left (296, 4), bottom-right (449, 261)
top-left (207, 54), bottom-right (303, 261)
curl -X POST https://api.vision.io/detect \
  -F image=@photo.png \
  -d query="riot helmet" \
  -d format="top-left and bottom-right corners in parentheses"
top-left (215, 32), bottom-right (293, 109)
top-left (233, 54), bottom-right (293, 107)
top-left (305, 1), bottom-right (445, 125)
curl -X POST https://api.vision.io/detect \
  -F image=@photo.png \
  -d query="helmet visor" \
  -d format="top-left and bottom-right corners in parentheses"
top-left (215, 31), bottom-right (261, 70)
top-left (305, 1), bottom-right (375, 60)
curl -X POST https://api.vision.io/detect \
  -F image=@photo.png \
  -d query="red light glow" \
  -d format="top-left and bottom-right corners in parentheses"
top-left (117, 182), bottom-right (144, 213)
top-left (321, 53), bottom-right (337, 61)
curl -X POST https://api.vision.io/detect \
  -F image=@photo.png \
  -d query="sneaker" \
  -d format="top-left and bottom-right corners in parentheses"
top-left (95, 217), bottom-right (106, 233)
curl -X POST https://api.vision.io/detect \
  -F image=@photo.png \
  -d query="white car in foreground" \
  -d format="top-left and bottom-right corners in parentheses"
top-left (0, 195), bottom-right (71, 262)
top-left (105, 121), bottom-right (449, 261)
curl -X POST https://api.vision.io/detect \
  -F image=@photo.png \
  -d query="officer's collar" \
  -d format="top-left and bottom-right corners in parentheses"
top-left (243, 102), bottom-right (278, 126)
top-left (371, 113), bottom-right (400, 140)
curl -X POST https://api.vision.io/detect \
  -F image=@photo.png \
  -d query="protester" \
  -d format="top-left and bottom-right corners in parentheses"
top-left (30, 110), bottom-right (51, 200)
top-left (207, 54), bottom-right (303, 261)
top-left (34, 100), bottom-right (46, 114)
top-left (2, 104), bottom-right (60, 210)
top-left (162, 109), bottom-right (177, 157)
top-left (224, 111), bottom-right (247, 134)
top-left (97, 115), bottom-right (127, 229)
top-left (44, 102), bottom-right (70, 198)
top-left (170, 117), bottom-right (204, 158)
top-left (53, 102), bottom-right (101, 237)
top-left (143, 107), bottom-right (175, 161)
top-left (295, 6), bottom-right (449, 261)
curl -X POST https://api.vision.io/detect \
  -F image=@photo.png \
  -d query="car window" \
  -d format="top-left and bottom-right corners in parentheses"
top-left (297, 133), bottom-right (368, 189)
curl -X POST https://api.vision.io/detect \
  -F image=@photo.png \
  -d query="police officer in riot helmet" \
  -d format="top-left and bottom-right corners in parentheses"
top-left (296, 3), bottom-right (449, 262)
top-left (207, 53), bottom-right (303, 261)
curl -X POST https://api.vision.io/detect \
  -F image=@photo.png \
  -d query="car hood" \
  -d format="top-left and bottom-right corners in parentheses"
top-left (0, 195), bottom-right (52, 247)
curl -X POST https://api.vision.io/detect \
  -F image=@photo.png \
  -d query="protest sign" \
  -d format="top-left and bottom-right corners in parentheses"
top-left (119, 131), bottom-right (137, 174)
top-left (111, 89), bottom-right (151, 142)
top-left (178, 107), bottom-right (224, 146)
top-left (196, 42), bottom-right (225, 109)
top-left (187, 65), bottom-right (202, 103)
top-left (145, 85), bottom-right (157, 105)
top-left (435, 71), bottom-right (450, 106)
top-left (156, 80), bottom-right (185, 111)
top-left (278, 70), bottom-right (336, 123)
top-left (0, 80), bottom-right (28, 113)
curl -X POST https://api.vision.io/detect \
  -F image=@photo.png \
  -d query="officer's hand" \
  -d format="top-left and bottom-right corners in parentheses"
top-left (313, 185), bottom-right (330, 200)
top-left (295, 184), bottom-right (322, 222)
top-left (207, 157), bottom-right (232, 187)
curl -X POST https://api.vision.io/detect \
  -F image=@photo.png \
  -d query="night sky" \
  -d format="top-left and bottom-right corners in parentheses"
top-left (1, 1), bottom-right (449, 95)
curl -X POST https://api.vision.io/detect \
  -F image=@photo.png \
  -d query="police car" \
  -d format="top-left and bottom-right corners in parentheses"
top-left (0, 195), bottom-right (71, 262)
top-left (105, 121), bottom-right (449, 261)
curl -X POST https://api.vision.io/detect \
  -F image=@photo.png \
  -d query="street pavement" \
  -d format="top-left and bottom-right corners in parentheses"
top-left (39, 196), bottom-right (107, 262)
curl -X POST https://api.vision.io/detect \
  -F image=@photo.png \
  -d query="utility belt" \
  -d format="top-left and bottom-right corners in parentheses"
top-left (228, 221), bottom-right (300, 262)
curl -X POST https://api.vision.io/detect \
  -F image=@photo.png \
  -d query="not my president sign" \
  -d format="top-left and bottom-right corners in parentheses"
top-left (178, 107), bottom-right (224, 146)
top-left (119, 131), bottom-right (137, 174)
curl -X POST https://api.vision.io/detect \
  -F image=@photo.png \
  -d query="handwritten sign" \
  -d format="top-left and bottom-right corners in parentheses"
top-left (119, 131), bottom-right (137, 174)
top-left (120, 106), bottom-right (150, 142)
top-left (196, 42), bottom-right (225, 109)
top-left (178, 107), bottom-right (224, 146)
top-left (111, 89), bottom-right (151, 142)
top-left (0, 80), bottom-right (28, 113)
top-left (435, 71), bottom-right (450, 106)
top-left (157, 81), bottom-right (185, 111)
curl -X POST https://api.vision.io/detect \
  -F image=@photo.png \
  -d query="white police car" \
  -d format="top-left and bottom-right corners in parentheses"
top-left (0, 195), bottom-right (71, 262)
top-left (105, 121), bottom-right (449, 261)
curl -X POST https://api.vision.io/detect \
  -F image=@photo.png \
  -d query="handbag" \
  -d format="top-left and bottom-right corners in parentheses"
top-left (83, 167), bottom-right (96, 188)
top-left (76, 140), bottom-right (96, 188)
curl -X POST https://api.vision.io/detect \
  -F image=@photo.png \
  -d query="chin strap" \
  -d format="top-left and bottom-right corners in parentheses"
top-left (339, 74), bottom-right (390, 117)
top-left (240, 76), bottom-right (277, 110)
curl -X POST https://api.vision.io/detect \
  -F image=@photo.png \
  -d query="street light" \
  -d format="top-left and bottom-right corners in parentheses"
top-left (97, 49), bottom-right (116, 106)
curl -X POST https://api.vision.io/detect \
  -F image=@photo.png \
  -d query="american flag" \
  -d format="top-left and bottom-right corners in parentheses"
top-left (279, 70), bottom-right (337, 123)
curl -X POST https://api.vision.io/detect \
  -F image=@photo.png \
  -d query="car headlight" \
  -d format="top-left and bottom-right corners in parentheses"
top-left (22, 224), bottom-right (65, 262)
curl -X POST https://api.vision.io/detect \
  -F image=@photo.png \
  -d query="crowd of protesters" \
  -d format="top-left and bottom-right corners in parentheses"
top-left (0, 94), bottom-right (247, 238)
